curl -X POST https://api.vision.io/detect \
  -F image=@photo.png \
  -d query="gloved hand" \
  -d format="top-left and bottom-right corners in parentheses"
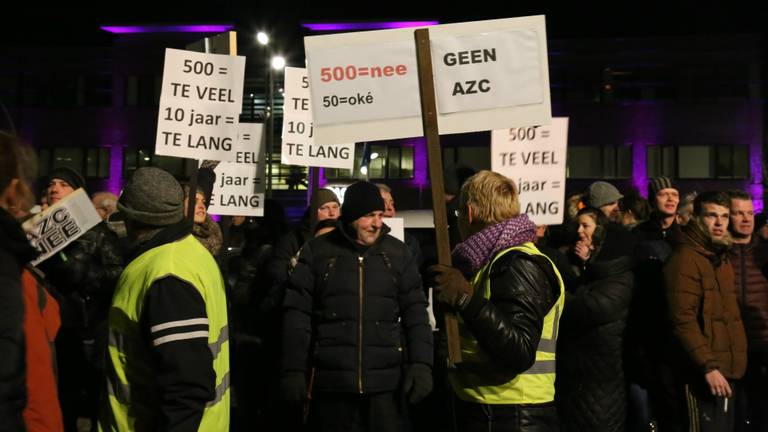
top-left (428, 264), bottom-right (474, 310)
top-left (280, 371), bottom-right (308, 403)
top-left (402, 363), bottom-right (433, 404)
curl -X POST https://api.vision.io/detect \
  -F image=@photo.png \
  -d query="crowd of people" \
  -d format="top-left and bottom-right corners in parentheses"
top-left (2, 128), bottom-right (767, 432)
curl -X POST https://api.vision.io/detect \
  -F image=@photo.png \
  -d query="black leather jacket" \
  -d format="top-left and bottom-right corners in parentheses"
top-left (38, 221), bottom-right (124, 331)
top-left (458, 250), bottom-right (560, 375)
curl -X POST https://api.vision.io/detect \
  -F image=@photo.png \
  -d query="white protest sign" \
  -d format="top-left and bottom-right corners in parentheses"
top-left (384, 217), bottom-right (405, 242)
top-left (208, 123), bottom-right (265, 217)
top-left (304, 15), bottom-right (550, 144)
top-left (491, 118), bottom-right (568, 225)
top-left (23, 188), bottom-right (102, 266)
top-left (155, 48), bottom-right (246, 161)
top-left (281, 67), bottom-right (355, 169)
top-left (306, 42), bottom-right (420, 125)
top-left (431, 30), bottom-right (544, 114)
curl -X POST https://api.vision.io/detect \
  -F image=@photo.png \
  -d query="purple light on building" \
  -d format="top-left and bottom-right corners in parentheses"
top-left (749, 141), bottom-right (764, 213)
top-left (100, 25), bottom-right (235, 34)
top-left (317, 168), bottom-right (327, 188)
top-left (301, 21), bottom-right (439, 32)
top-left (107, 145), bottom-right (123, 197)
top-left (409, 137), bottom-right (430, 188)
top-left (627, 102), bottom-right (662, 197)
top-left (631, 142), bottom-right (648, 197)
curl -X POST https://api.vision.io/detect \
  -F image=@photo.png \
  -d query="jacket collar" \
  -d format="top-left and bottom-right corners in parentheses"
top-left (128, 220), bottom-right (192, 261)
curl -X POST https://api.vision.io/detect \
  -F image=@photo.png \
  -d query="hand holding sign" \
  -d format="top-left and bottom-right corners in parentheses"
top-left (22, 188), bottom-right (102, 266)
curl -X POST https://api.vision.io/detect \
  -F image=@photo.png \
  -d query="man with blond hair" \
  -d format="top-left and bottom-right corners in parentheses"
top-left (428, 170), bottom-right (564, 431)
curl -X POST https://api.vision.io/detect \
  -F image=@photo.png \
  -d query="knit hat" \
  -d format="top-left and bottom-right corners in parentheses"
top-left (49, 166), bottom-right (85, 191)
top-left (586, 181), bottom-right (623, 208)
top-left (648, 176), bottom-right (676, 198)
top-left (341, 181), bottom-right (385, 224)
top-left (117, 167), bottom-right (184, 227)
top-left (312, 188), bottom-right (340, 210)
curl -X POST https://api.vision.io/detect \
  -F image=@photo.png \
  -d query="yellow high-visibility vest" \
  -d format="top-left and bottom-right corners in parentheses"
top-left (450, 242), bottom-right (565, 404)
top-left (99, 234), bottom-right (229, 431)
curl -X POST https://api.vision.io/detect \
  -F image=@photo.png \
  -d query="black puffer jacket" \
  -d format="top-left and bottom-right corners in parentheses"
top-left (282, 223), bottom-right (433, 394)
top-left (38, 221), bottom-right (124, 331)
top-left (556, 233), bottom-right (634, 432)
top-left (0, 208), bottom-right (37, 431)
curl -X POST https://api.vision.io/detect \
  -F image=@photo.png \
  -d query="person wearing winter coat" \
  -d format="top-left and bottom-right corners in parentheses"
top-left (36, 166), bottom-right (124, 431)
top-left (556, 207), bottom-right (635, 432)
top-left (429, 170), bottom-right (564, 432)
top-left (0, 131), bottom-right (39, 432)
top-left (664, 191), bottom-right (747, 432)
top-left (280, 181), bottom-right (433, 432)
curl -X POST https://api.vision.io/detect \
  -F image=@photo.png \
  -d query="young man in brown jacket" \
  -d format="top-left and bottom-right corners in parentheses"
top-left (728, 190), bottom-right (768, 431)
top-left (664, 191), bottom-right (747, 432)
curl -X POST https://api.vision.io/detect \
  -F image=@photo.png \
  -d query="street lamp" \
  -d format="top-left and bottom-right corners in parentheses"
top-left (256, 31), bottom-right (269, 46)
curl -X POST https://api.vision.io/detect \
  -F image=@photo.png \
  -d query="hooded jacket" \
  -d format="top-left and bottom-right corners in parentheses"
top-left (664, 218), bottom-right (747, 380)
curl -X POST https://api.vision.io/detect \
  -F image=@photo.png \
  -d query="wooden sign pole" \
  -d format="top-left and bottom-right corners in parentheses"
top-left (414, 28), bottom-right (461, 366)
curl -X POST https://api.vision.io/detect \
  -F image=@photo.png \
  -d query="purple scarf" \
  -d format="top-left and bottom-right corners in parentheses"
top-left (452, 214), bottom-right (537, 274)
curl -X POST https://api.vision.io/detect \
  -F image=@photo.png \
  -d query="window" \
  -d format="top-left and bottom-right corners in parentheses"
top-left (52, 147), bottom-right (84, 173)
top-left (84, 75), bottom-right (113, 107)
top-left (85, 148), bottom-right (111, 178)
top-left (125, 75), bottom-right (159, 107)
top-left (647, 146), bottom-right (676, 178)
top-left (567, 145), bottom-right (632, 179)
top-left (123, 149), bottom-right (195, 179)
top-left (37, 147), bottom-right (111, 179)
top-left (324, 143), bottom-right (415, 181)
top-left (678, 145), bottom-right (749, 179)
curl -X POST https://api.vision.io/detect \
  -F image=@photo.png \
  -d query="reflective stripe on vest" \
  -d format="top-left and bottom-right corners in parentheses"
top-left (99, 235), bottom-right (230, 432)
top-left (449, 242), bottom-right (565, 405)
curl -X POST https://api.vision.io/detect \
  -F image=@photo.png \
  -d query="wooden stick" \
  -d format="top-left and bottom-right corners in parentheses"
top-left (414, 28), bottom-right (461, 366)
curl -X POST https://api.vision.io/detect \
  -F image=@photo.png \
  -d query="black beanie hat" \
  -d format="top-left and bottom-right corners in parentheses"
top-left (648, 176), bottom-right (676, 198)
top-left (49, 166), bottom-right (85, 191)
top-left (341, 181), bottom-right (385, 224)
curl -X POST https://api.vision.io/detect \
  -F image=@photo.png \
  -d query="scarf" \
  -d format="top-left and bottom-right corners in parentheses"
top-left (452, 214), bottom-right (537, 275)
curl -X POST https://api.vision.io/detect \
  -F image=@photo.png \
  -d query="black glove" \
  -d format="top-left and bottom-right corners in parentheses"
top-left (280, 371), bottom-right (308, 403)
top-left (427, 264), bottom-right (474, 310)
top-left (402, 363), bottom-right (433, 404)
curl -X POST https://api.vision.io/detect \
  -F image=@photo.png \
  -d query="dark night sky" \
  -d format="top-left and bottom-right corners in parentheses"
top-left (3, 2), bottom-right (766, 49)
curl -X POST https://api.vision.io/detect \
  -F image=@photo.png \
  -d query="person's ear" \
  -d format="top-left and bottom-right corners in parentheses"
top-left (467, 203), bottom-right (474, 225)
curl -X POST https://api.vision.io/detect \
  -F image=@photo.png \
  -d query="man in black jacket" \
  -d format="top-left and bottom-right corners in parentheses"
top-left (428, 170), bottom-right (563, 432)
top-left (37, 166), bottom-right (125, 430)
top-left (281, 181), bottom-right (433, 432)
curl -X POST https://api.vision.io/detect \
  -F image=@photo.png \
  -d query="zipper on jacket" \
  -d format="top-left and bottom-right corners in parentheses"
top-left (358, 256), bottom-right (364, 394)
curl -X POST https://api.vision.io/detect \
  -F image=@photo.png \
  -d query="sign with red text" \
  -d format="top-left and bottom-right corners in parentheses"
top-left (281, 67), bottom-right (355, 169)
top-left (155, 48), bottom-right (246, 161)
top-left (491, 118), bottom-right (568, 225)
top-left (304, 15), bottom-right (551, 144)
top-left (24, 189), bottom-right (101, 266)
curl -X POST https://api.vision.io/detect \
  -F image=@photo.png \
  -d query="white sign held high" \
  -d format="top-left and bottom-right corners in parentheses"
top-left (431, 30), bottom-right (544, 114)
top-left (155, 48), bottom-right (246, 161)
top-left (23, 189), bottom-right (102, 266)
top-left (208, 122), bottom-right (265, 217)
top-left (491, 118), bottom-right (569, 226)
top-left (281, 67), bottom-right (355, 170)
top-left (306, 42), bottom-right (421, 126)
top-left (304, 15), bottom-right (551, 145)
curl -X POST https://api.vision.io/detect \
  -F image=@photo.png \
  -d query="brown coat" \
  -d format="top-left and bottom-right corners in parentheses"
top-left (664, 219), bottom-right (747, 379)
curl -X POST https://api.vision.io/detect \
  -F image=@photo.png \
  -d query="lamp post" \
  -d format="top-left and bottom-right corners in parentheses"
top-left (267, 55), bottom-right (285, 198)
